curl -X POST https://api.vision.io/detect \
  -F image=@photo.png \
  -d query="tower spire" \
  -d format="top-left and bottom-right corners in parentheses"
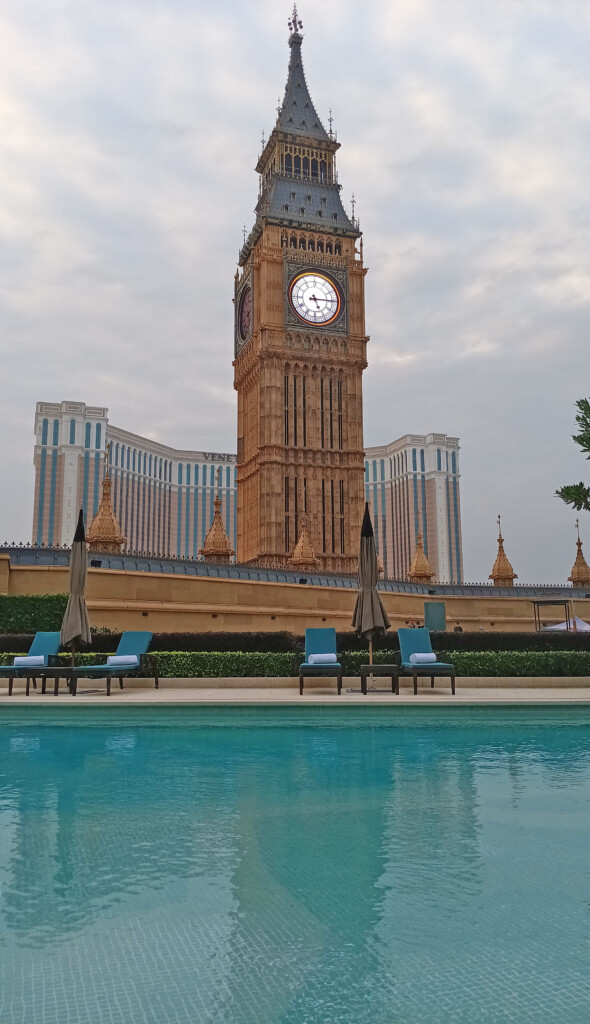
top-left (569, 519), bottom-right (590, 588)
top-left (488, 515), bottom-right (518, 587)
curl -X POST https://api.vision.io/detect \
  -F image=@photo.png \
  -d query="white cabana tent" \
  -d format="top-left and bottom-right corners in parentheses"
top-left (543, 616), bottom-right (590, 632)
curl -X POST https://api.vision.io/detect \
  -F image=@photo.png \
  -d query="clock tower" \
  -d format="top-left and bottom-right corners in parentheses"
top-left (233, 7), bottom-right (367, 572)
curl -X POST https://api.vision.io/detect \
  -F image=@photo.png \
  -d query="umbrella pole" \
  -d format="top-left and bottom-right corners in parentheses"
top-left (70, 639), bottom-right (76, 693)
top-left (369, 638), bottom-right (374, 687)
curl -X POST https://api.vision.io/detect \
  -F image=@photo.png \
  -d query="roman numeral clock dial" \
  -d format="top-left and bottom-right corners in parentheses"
top-left (288, 271), bottom-right (342, 326)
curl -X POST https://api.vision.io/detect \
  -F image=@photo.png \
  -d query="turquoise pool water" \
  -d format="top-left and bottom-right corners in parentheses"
top-left (1, 706), bottom-right (590, 1023)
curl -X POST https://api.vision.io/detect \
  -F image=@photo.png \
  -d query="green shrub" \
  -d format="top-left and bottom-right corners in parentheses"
top-left (447, 650), bottom-right (590, 677)
top-left (0, 595), bottom-right (68, 634)
top-left (3, 646), bottom-right (590, 678)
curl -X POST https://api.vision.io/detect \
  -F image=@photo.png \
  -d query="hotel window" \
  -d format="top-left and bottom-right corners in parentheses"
top-left (380, 459), bottom-right (385, 480)
top-left (95, 423), bottom-right (101, 450)
top-left (437, 449), bottom-right (441, 470)
top-left (226, 466), bottom-right (231, 488)
top-left (85, 423), bottom-right (91, 449)
top-left (115, 443), bottom-right (120, 466)
top-left (420, 449), bottom-right (425, 472)
top-left (132, 450), bottom-right (137, 472)
top-left (372, 460), bottom-right (377, 481)
top-left (364, 462), bottom-right (369, 482)
top-left (194, 465), bottom-right (199, 485)
top-left (210, 465), bottom-right (215, 486)
top-left (69, 419), bottom-right (76, 444)
top-left (451, 452), bottom-right (457, 474)
top-left (41, 418), bottom-right (48, 445)
top-left (178, 464), bottom-right (183, 485)
top-left (186, 464), bottom-right (191, 486)
top-left (412, 449), bottom-right (417, 471)
top-left (52, 419), bottom-right (59, 445)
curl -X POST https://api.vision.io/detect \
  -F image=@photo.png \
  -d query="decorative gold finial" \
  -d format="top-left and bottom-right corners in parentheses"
top-left (87, 450), bottom-right (125, 554)
top-left (199, 486), bottom-right (234, 565)
top-left (489, 514), bottom-right (517, 587)
top-left (569, 519), bottom-right (590, 588)
top-left (288, 512), bottom-right (319, 571)
top-left (407, 512), bottom-right (434, 584)
top-left (288, 5), bottom-right (303, 33)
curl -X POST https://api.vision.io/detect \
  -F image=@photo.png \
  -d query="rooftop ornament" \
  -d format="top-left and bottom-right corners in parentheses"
top-left (568, 519), bottom-right (590, 588)
top-left (288, 4), bottom-right (303, 34)
top-left (488, 514), bottom-right (518, 587)
top-left (199, 468), bottom-right (235, 565)
top-left (87, 443), bottom-right (126, 554)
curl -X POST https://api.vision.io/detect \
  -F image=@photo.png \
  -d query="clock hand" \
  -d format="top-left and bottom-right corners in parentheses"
top-left (308, 294), bottom-right (322, 308)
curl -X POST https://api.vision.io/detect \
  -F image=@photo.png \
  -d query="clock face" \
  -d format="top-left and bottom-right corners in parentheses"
top-left (288, 271), bottom-right (342, 326)
top-left (238, 286), bottom-right (252, 341)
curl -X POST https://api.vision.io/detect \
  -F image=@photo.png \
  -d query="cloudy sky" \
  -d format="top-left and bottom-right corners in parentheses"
top-left (1, 0), bottom-right (589, 583)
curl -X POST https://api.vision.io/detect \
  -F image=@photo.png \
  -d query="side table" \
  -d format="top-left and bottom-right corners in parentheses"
top-left (360, 664), bottom-right (399, 695)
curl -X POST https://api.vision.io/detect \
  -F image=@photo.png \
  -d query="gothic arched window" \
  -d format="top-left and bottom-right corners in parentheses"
top-left (302, 156), bottom-right (309, 177)
top-left (335, 242), bottom-right (342, 255)
top-left (317, 240), bottom-right (324, 253)
top-left (311, 158), bottom-right (318, 180)
top-left (294, 155), bottom-right (301, 176)
top-left (281, 232), bottom-right (288, 247)
top-left (308, 238), bottom-right (315, 251)
top-left (326, 241), bottom-right (333, 254)
top-left (285, 153), bottom-right (292, 175)
top-left (299, 236), bottom-right (306, 249)
top-left (320, 160), bottom-right (327, 181)
top-left (290, 234), bottom-right (297, 248)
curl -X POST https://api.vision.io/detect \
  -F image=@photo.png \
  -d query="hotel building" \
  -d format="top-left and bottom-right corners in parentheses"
top-left (365, 434), bottom-right (462, 583)
top-left (32, 402), bottom-right (462, 581)
top-left (32, 402), bottom-right (237, 558)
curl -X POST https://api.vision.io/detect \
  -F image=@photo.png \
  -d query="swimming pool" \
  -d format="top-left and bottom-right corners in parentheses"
top-left (1, 706), bottom-right (589, 1023)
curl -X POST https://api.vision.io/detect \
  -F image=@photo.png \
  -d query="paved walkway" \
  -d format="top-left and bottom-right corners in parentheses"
top-left (1, 681), bottom-right (589, 705)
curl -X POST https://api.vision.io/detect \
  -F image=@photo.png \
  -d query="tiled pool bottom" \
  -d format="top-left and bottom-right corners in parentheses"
top-left (1, 709), bottom-right (590, 1024)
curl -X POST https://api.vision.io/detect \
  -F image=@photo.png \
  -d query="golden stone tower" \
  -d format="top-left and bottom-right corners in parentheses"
top-left (233, 7), bottom-right (367, 572)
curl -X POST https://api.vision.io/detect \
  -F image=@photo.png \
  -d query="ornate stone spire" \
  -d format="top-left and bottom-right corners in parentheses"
top-left (288, 513), bottom-right (319, 571)
top-left (489, 514), bottom-right (517, 587)
top-left (276, 7), bottom-right (330, 142)
top-left (87, 444), bottom-right (126, 554)
top-left (407, 527), bottom-right (434, 584)
top-left (569, 519), bottom-right (590, 588)
top-left (199, 470), bottom-right (235, 564)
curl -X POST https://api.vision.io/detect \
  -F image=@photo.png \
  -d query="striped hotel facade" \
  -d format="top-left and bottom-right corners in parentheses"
top-left (33, 402), bottom-right (237, 558)
top-left (33, 403), bottom-right (462, 581)
top-left (366, 434), bottom-right (463, 584)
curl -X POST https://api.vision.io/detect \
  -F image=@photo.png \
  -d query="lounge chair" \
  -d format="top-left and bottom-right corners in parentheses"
top-left (398, 627), bottom-right (455, 695)
top-left (69, 631), bottom-right (157, 696)
top-left (299, 627), bottom-right (343, 695)
top-left (0, 632), bottom-right (62, 696)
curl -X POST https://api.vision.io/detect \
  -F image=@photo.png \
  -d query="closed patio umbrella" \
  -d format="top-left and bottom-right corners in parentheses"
top-left (352, 503), bottom-right (391, 669)
top-left (60, 509), bottom-right (92, 667)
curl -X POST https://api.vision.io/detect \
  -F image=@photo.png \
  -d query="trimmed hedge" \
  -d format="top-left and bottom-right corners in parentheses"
top-left (2, 625), bottom-right (590, 654)
top-left (0, 595), bottom-right (68, 634)
top-left (3, 649), bottom-right (590, 678)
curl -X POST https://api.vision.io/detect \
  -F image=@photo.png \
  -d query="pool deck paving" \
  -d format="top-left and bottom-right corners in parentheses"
top-left (1, 678), bottom-right (589, 705)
